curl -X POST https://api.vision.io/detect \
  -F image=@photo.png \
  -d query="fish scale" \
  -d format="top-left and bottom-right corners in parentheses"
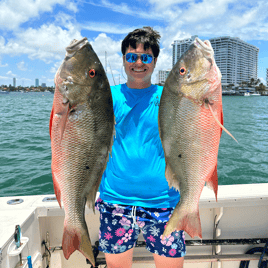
top-left (50, 37), bottom-right (114, 266)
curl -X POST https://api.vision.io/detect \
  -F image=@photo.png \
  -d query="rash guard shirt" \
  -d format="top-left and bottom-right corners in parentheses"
top-left (99, 83), bottom-right (180, 208)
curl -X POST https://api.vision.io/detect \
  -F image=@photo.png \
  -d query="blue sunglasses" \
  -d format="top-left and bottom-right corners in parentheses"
top-left (125, 53), bottom-right (154, 64)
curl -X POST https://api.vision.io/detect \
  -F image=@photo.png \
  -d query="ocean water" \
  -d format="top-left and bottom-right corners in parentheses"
top-left (0, 92), bottom-right (268, 197)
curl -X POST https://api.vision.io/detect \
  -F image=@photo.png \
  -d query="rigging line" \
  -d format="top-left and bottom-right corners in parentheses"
top-left (108, 60), bottom-right (116, 86)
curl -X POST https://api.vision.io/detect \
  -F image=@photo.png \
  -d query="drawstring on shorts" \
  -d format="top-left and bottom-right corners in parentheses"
top-left (131, 206), bottom-right (137, 228)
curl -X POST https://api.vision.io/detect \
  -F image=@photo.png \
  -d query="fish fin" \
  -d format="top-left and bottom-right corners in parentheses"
top-left (86, 192), bottom-right (97, 213)
top-left (50, 102), bottom-right (69, 142)
top-left (51, 172), bottom-right (62, 208)
top-left (162, 204), bottom-right (202, 239)
top-left (208, 104), bottom-right (238, 143)
top-left (206, 165), bottom-right (218, 201)
top-left (58, 104), bottom-right (69, 141)
top-left (62, 223), bottom-right (95, 266)
top-left (49, 106), bottom-right (54, 139)
top-left (165, 162), bottom-right (180, 191)
top-left (86, 166), bottom-right (106, 213)
top-left (220, 107), bottom-right (224, 136)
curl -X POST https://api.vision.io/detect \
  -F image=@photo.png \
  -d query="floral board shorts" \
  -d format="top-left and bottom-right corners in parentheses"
top-left (95, 198), bottom-right (186, 258)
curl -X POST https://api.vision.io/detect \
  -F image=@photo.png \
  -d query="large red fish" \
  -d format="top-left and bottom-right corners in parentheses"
top-left (159, 38), bottom-right (234, 239)
top-left (49, 37), bottom-right (114, 266)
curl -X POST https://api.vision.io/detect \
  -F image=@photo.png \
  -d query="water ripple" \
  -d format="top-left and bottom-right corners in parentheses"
top-left (0, 93), bottom-right (268, 197)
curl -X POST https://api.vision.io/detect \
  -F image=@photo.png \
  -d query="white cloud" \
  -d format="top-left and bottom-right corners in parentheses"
top-left (90, 33), bottom-right (122, 71)
top-left (228, 8), bottom-right (258, 29)
top-left (84, 0), bottom-right (165, 20)
top-left (46, 33), bottom-right (123, 86)
top-left (17, 61), bottom-right (27, 71)
top-left (0, 23), bottom-right (82, 63)
top-left (66, 1), bottom-right (79, 12)
top-left (148, 0), bottom-right (189, 7)
top-left (6, 70), bottom-right (16, 77)
top-left (152, 48), bottom-right (172, 83)
top-left (179, 0), bottom-right (233, 23)
top-left (90, 33), bottom-right (121, 54)
top-left (0, 0), bottom-right (67, 30)
top-left (50, 61), bottom-right (62, 74)
top-left (0, 62), bottom-right (8, 67)
top-left (1, 0), bottom-right (268, 87)
top-left (259, 77), bottom-right (266, 84)
top-left (81, 22), bottom-right (135, 34)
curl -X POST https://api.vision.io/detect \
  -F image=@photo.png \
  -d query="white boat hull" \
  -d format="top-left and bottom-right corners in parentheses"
top-left (1, 183), bottom-right (268, 268)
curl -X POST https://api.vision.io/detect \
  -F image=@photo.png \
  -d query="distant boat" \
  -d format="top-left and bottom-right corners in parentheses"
top-left (222, 89), bottom-right (236, 95)
top-left (0, 90), bottom-right (10, 94)
top-left (244, 92), bottom-right (250, 96)
top-left (251, 92), bottom-right (261, 96)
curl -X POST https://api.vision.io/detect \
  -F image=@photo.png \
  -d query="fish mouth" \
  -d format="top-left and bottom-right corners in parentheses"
top-left (193, 37), bottom-right (214, 56)
top-left (65, 37), bottom-right (89, 57)
top-left (193, 37), bottom-right (222, 80)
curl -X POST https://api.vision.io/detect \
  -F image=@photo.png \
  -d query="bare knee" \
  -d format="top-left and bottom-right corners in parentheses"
top-left (153, 253), bottom-right (184, 268)
top-left (105, 248), bottom-right (134, 268)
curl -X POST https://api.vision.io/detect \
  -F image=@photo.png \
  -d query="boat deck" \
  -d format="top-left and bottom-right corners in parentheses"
top-left (1, 183), bottom-right (268, 268)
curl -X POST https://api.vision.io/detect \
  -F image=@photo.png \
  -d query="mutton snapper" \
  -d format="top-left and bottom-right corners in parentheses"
top-left (49, 37), bottom-right (114, 266)
top-left (159, 38), bottom-right (235, 239)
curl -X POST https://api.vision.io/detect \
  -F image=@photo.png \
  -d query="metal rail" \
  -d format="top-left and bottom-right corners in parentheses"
top-left (137, 238), bottom-right (268, 247)
top-left (89, 254), bottom-right (268, 265)
top-left (44, 238), bottom-right (268, 266)
top-left (47, 238), bottom-right (268, 252)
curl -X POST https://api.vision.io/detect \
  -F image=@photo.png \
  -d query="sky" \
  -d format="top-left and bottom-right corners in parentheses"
top-left (0, 0), bottom-right (268, 87)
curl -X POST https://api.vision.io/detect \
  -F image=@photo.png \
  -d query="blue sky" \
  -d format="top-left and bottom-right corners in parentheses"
top-left (0, 0), bottom-right (268, 87)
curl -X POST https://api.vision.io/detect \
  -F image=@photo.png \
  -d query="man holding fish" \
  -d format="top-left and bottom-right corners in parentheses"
top-left (50, 25), bottom-right (225, 267)
top-left (96, 26), bottom-right (186, 268)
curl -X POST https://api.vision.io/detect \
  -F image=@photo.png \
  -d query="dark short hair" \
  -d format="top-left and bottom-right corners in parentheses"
top-left (121, 26), bottom-right (161, 58)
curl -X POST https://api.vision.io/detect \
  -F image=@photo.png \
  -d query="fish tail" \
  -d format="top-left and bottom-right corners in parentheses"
top-left (62, 223), bottom-right (95, 266)
top-left (51, 172), bottom-right (62, 208)
top-left (163, 205), bottom-right (202, 239)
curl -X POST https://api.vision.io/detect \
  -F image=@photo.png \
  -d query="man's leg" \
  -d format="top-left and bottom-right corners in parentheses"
top-left (138, 207), bottom-right (186, 267)
top-left (153, 254), bottom-right (184, 268)
top-left (105, 248), bottom-right (134, 268)
top-left (95, 199), bottom-right (140, 268)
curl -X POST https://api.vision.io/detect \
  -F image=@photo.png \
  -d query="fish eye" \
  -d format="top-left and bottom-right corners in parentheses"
top-left (179, 67), bottom-right (186, 75)
top-left (89, 69), bottom-right (95, 78)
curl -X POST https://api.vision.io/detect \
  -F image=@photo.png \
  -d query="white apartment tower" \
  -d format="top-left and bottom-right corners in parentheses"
top-left (172, 36), bottom-right (259, 86)
top-left (158, 70), bottom-right (171, 84)
top-left (172, 36), bottom-right (198, 67)
top-left (209, 36), bottom-right (259, 86)
top-left (13, 77), bottom-right (16, 87)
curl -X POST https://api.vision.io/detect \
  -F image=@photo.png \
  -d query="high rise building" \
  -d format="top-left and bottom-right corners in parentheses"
top-left (35, 79), bottom-right (39, 87)
top-left (158, 70), bottom-right (171, 84)
top-left (209, 36), bottom-right (259, 86)
top-left (172, 36), bottom-right (259, 86)
top-left (172, 35), bottom-right (198, 67)
top-left (13, 78), bottom-right (16, 87)
top-left (266, 68), bottom-right (268, 86)
top-left (41, 83), bottom-right (46, 88)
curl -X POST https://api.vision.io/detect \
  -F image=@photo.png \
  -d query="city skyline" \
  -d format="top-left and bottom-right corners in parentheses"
top-left (171, 36), bottom-right (260, 86)
top-left (1, 1), bottom-right (268, 87)
top-left (1, 77), bottom-right (49, 88)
